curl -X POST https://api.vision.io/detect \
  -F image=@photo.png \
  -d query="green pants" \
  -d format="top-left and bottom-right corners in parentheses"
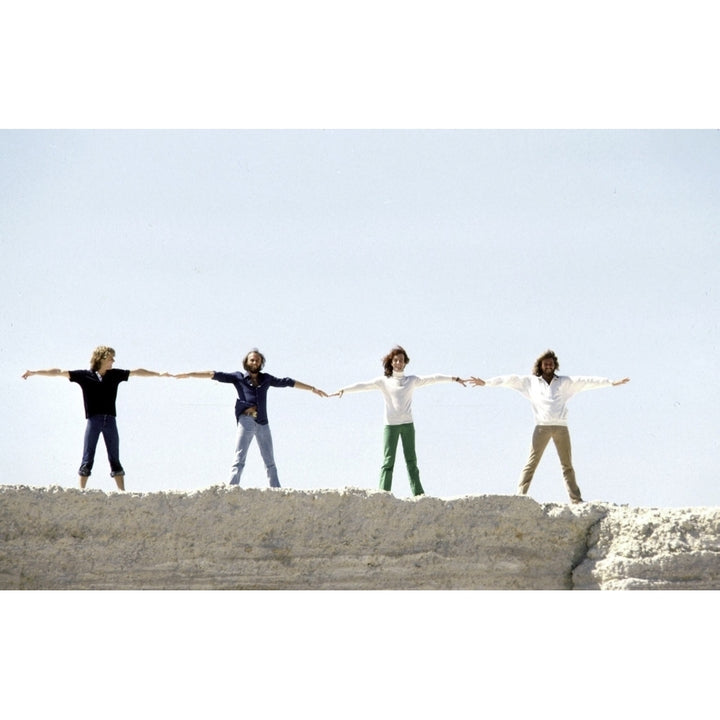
top-left (381, 423), bottom-right (424, 496)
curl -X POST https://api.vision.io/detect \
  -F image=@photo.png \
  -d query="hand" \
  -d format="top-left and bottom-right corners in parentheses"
top-left (468, 376), bottom-right (486, 387)
top-left (22, 370), bottom-right (32, 380)
top-left (328, 390), bottom-right (344, 398)
top-left (612, 377), bottom-right (630, 386)
top-left (312, 387), bottom-right (329, 398)
top-left (453, 377), bottom-right (468, 386)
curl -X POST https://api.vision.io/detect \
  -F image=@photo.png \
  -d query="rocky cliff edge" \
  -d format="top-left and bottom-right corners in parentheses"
top-left (2, 485), bottom-right (719, 590)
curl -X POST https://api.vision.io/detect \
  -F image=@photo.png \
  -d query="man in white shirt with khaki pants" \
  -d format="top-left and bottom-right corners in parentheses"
top-left (469, 349), bottom-right (630, 503)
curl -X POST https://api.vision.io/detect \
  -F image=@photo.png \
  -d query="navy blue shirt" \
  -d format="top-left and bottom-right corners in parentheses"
top-left (212, 371), bottom-right (295, 424)
top-left (69, 368), bottom-right (130, 418)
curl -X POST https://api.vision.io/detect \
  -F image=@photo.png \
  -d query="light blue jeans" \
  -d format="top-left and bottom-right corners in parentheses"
top-left (229, 415), bottom-right (280, 487)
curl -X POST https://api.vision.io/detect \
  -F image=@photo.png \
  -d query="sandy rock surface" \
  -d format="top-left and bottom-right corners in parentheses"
top-left (1, 485), bottom-right (719, 589)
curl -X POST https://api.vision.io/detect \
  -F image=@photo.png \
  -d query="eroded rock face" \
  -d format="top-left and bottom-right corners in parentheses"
top-left (572, 507), bottom-right (720, 589)
top-left (1, 485), bottom-right (719, 590)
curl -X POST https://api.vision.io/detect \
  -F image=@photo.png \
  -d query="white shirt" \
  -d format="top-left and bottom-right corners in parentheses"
top-left (340, 372), bottom-right (455, 425)
top-left (484, 374), bottom-right (612, 426)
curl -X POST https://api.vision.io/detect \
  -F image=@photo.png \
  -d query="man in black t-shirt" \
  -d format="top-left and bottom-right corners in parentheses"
top-left (23, 345), bottom-right (168, 490)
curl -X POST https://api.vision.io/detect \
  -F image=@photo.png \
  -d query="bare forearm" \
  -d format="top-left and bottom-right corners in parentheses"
top-left (173, 371), bottom-right (214, 379)
top-left (22, 368), bottom-right (68, 379)
top-left (129, 369), bottom-right (169, 377)
top-left (294, 380), bottom-right (328, 397)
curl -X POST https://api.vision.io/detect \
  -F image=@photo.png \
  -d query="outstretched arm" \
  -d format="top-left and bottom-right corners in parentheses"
top-left (129, 369), bottom-right (171, 377)
top-left (173, 371), bottom-right (215, 379)
top-left (612, 377), bottom-right (630, 386)
top-left (293, 380), bottom-right (328, 397)
top-left (413, 374), bottom-right (468, 389)
top-left (329, 378), bottom-right (379, 398)
top-left (22, 368), bottom-right (69, 379)
top-left (467, 375), bottom-right (530, 392)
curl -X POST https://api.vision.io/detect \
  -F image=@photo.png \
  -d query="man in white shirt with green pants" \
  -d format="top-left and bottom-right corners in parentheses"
top-left (333, 345), bottom-right (466, 496)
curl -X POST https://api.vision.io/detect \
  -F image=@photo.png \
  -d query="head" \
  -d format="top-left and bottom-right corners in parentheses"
top-left (382, 345), bottom-right (410, 377)
top-left (532, 349), bottom-right (559, 377)
top-left (90, 345), bottom-right (116, 372)
top-left (243, 348), bottom-right (266, 373)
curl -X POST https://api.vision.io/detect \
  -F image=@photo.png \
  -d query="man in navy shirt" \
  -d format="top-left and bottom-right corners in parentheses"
top-left (23, 345), bottom-right (168, 490)
top-left (174, 348), bottom-right (327, 487)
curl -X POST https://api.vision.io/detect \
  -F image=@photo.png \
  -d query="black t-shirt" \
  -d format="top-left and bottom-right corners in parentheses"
top-left (69, 369), bottom-right (130, 418)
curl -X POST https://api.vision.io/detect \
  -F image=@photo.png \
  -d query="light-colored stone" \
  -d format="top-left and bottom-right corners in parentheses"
top-left (1, 485), bottom-right (719, 590)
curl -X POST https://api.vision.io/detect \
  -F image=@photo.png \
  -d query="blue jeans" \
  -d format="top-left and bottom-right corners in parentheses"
top-left (79, 414), bottom-right (123, 477)
top-left (229, 415), bottom-right (280, 487)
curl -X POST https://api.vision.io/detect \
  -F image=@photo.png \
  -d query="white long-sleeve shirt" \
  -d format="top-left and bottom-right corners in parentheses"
top-left (340, 372), bottom-right (455, 425)
top-left (484, 374), bottom-right (612, 426)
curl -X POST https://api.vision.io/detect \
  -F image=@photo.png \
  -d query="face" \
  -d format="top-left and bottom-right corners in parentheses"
top-left (245, 352), bottom-right (263, 373)
top-left (540, 357), bottom-right (556, 376)
top-left (99, 354), bottom-right (115, 373)
top-left (391, 353), bottom-right (407, 372)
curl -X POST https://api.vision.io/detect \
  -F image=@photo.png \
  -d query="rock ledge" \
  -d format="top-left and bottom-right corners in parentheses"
top-left (2, 485), bottom-right (719, 590)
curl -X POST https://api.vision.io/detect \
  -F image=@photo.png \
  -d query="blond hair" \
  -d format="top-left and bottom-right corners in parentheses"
top-left (90, 345), bottom-right (115, 372)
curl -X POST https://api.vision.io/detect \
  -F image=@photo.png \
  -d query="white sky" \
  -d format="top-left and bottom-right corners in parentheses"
top-left (2, 2), bottom-right (719, 714)
top-left (3, 128), bottom-right (719, 506)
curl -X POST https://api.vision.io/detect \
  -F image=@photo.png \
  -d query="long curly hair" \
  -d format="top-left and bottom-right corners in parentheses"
top-left (382, 345), bottom-right (410, 377)
top-left (532, 349), bottom-right (559, 377)
top-left (90, 346), bottom-right (115, 372)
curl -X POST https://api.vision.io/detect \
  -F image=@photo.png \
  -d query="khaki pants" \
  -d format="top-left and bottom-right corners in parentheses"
top-left (518, 425), bottom-right (582, 502)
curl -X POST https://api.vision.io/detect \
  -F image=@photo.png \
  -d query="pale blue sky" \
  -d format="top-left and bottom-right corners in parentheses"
top-left (3, 3), bottom-right (720, 714)
top-left (3, 129), bottom-right (719, 506)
